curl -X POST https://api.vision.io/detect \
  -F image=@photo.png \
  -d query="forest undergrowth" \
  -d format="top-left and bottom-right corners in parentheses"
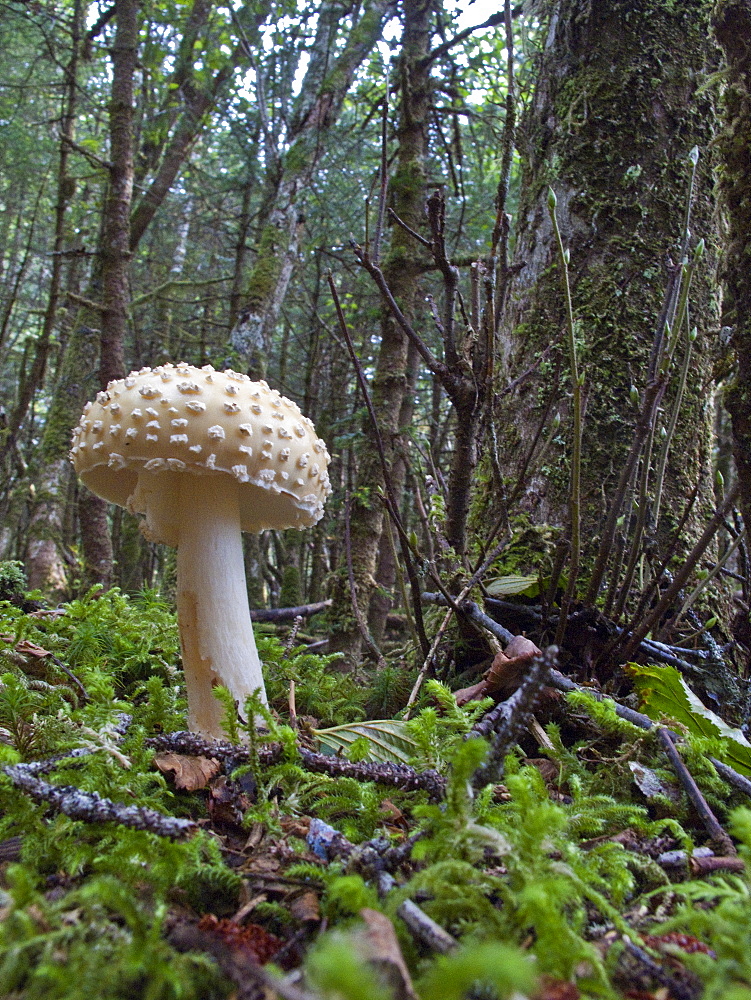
top-left (1, 558), bottom-right (751, 1000)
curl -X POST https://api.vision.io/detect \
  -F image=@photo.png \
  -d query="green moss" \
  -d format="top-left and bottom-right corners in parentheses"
top-left (493, 0), bottom-right (719, 569)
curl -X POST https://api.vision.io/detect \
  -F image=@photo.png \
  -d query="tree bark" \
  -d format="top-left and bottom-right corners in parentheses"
top-left (100, 0), bottom-right (136, 387)
top-left (327, 0), bottom-right (432, 666)
top-left (492, 0), bottom-right (720, 596)
top-left (713, 1), bottom-right (751, 532)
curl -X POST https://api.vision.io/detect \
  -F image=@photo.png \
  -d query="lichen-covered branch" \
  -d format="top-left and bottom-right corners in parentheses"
top-left (4, 763), bottom-right (196, 839)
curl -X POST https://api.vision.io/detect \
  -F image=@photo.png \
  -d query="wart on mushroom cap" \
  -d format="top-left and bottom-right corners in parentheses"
top-left (70, 362), bottom-right (332, 739)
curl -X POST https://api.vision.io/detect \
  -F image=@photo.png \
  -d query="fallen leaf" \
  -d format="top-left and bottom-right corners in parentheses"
top-left (629, 761), bottom-right (681, 803)
top-left (14, 639), bottom-right (52, 659)
top-left (504, 635), bottom-right (541, 659)
top-left (456, 635), bottom-right (543, 705)
top-left (379, 798), bottom-right (407, 828)
top-left (454, 679), bottom-right (490, 706)
top-left (153, 752), bottom-right (221, 791)
top-left (358, 908), bottom-right (418, 1000)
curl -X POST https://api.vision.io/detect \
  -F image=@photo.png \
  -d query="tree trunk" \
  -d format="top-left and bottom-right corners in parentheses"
top-left (492, 0), bottom-right (720, 599)
top-left (714, 1), bottom-right (751, 533)
top-left (99, 0), bottom-right (136, 388)
top-left (368, 341), bottom-right (420, 645)
top-left (229, 0), bottom-right (390, 376)
top-left (327, 0), bottom-right (432, 666)
top-left (25, 3), bottom-right (254, 596)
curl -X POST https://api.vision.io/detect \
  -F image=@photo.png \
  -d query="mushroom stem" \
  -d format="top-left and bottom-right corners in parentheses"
top-left (170, 473), bottom-right (267, 738)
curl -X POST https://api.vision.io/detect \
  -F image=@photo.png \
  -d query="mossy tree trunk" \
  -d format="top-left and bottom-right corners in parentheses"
top-left (713, 1), bottom-right (751, 533)
top-left (327, 0), bottom-right (431, 666)
top-left (493, 0), bottom-right (721, 600)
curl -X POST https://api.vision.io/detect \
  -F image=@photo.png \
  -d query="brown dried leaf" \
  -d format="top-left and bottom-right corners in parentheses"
top-left (358, 908), bottom-right (418, 1000)
top-left (454, 679), bottom-right (490, 706)
top-left (196, 913), bottom-right (282, 965)
top-left (379, 798), bottom-right (407, 829)
top-left (15, 639), bottom-right (52, 659)
top-left (153, 752), bottom-right (221, 791)
top-left (484, 635), bottom-right (542, 696)
top-left (504, 635), bottom-right (541, 659)
top-left (532, 975), bottom-right (581, 1000)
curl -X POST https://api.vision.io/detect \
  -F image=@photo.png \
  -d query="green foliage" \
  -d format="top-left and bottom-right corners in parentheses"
top-left (0, 671), bottom-right (72, 759)
top-left (304, 933), bottom-right (393, 1000)
top-left (416, 941), bottom-right (536, 1000)
top-left (364, 664), bottom-right (414, 719)
top-left (258, 632), bottom-right (365, 726)
top-left (175, 838), bottom-right (243, 915)
top-left (628, 662), bottom-right (751, 775)
top-left (406, 679), bottom-right (493, 770)
top-left (61, 588), bottom-right (181, 693)
top-left (391, 739), bottom-right (687, 987)
top-left (0, 560), bottom-right (27, 602)
top-left (322, 874), bottom-right (380, 920)
top-left (0, 867), bottom-right (229, 999)
top-left (314, 719), bottom-right (417, 764)
top-left (650, 807), bottom-right (751, 997)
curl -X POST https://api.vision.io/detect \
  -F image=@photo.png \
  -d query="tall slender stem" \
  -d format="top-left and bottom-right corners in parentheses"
top-left (548, 188), bottom-right (582, 639)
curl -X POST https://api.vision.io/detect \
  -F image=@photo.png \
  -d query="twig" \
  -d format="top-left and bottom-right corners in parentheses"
top-left (372, 66), bottom-right (390, 265)
top-left (471, 647), bottom-right (557, 788)
top-left (492, 0), bottom-right (517, 322)
top-left (548, 188), bottom-right (582, 644)
top-left (4, 763), bottom-right (195, 839)
top-left (619, 482), bottom-right (740, 659)
top-left (250, 599), bottom-right (331, 622)
top-left (657, 728), bottom-right (736, 853)
top-left (387, 206), bottom-right (432, 249)
top-left (327, 272), bottom-right (431, 656)
top-left (283, 616), bottom-right (305, 656)
top-left (450, 597), bottom-right (751, 812)
top-left (621, 937), bottom-right (701, 1000)
top-left (709, 756), bottom-right (751, 798)
top-left (404, 545), bottom-right (511, 716)
top-left (397, 899), bottom-right (458, 953)
top-left (145, 732), bottom-right (447, 801)
top-left (48, 653), bottom-right (88, 702)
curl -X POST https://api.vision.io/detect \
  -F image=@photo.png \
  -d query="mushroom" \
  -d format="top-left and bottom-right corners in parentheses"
top-left (70, 363), bottom-right (332, 739)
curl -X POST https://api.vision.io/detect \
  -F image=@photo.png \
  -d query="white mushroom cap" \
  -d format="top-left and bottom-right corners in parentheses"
top-left (70, 363), bottom-right (332, 545)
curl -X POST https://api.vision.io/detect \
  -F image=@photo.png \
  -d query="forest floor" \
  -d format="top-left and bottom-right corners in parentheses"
top-left (1, 575), bottom-right (751, 1000)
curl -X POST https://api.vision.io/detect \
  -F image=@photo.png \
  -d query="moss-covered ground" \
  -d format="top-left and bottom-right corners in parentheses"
top-left (0, 569), bottom-right (751, 1000)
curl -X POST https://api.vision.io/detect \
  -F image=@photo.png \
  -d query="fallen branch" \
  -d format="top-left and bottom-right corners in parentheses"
top-left (657, 727), bottom-right (736, 855)
top-left (249, 600), bottom-right (332, 623)
top-left (145, 732), bottom-right (447, 801)
top-left (396, 899), bottom-right (458, 953)
top-left (4, 763), bottom-right (195, 839)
